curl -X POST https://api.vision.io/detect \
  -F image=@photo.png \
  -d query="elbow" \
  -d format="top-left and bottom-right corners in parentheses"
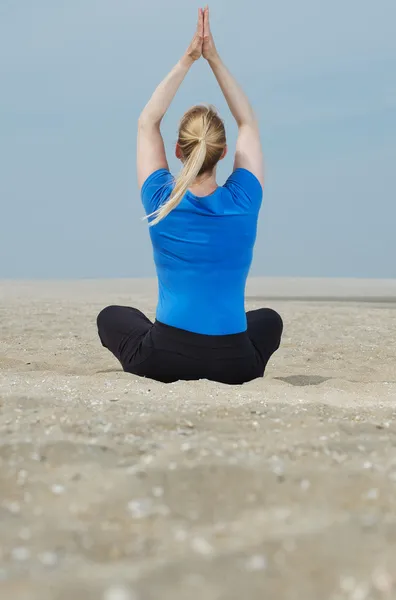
top-left (138, 114), bottom-right (161, 130)
top-left (236, 113), bottom-right (258, 129)
top-left (138, 115), bottom-right (150, 129)
top-left (237, 118), bottom-right (258, 130)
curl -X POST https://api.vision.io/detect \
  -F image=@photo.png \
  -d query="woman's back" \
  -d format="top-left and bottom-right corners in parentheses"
top-left (142, 168), bottom-right (263, 334)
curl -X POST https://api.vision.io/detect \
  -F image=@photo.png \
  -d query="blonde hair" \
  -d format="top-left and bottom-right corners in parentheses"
top-left (148, 105), bottom-right (226, 226)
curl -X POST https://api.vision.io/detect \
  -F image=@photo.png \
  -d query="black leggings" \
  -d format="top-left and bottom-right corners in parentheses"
top-left (97, 306), bottom-right (283, 385)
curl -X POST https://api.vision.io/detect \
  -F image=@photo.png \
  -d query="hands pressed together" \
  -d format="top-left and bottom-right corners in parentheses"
top-left (186, 6), bottom-right (218, 64)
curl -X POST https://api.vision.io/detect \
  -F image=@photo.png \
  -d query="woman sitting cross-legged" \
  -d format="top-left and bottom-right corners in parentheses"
top-left (97, 7), bottom-right (283, 384)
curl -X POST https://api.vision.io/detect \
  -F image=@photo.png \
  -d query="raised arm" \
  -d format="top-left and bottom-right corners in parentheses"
top-left (137, 9), bottom-right (204, 189)
top-left (202, 7), bottom-right (264, 187)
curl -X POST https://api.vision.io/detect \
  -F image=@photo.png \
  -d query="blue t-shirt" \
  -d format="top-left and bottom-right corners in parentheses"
top-left (141, 168), bottom-right (263, 335)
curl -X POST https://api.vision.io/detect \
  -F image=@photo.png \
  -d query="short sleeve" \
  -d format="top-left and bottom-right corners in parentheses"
top-left (223, 168), bottom-right (263, 212)
top-left (141, 169), bottom-right (174, 215)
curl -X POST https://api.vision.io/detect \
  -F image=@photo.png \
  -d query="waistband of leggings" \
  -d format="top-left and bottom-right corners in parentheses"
top-left (153, 320), bottom-right (248, 348)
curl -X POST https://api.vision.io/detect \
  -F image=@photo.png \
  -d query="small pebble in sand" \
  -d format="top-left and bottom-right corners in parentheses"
top-left (51, 484), bottom-right (65, 495)
top-left (340, 578), bottom-right (370, 600)
top-left (361, 514), bottom-right (378, 528)
top-left (371, 566), bottom-right (393, 593)
top-left (38, 551), bottom-right (58, 567)
top-left (271, 463), bottom-right (285, 477)
top-left (245, 554), bottom-right (267, 571)
top-left (174, 528), bottom-right (188, 542)
top-left (127, 498), bottom-right (153, 519)
top-left (17, 470), bottom-right (27, 485)
top-left (6, 501), bottom-right (21, 514)
top-left (11, 547), bottom-right (31, 561)
top-left (300, 479), bottom-right (311, 491)
top-left (152, 486), bottom-right (164, 498)
top-left (340, 576), bottom-right (358, 592)
top-left (103, 584), bottom-right (138, 600)
top-left (191, 537), bottom-right (214, 556)
top-left (365, 488), bottom-right (379, 500)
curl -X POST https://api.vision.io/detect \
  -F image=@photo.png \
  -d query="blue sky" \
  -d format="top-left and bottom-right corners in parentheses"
top-left (1, 0), bottom-right (395, 278)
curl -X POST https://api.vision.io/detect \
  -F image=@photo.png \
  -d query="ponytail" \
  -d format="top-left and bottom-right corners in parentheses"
top-left (148, 138), bottom-right (207, 226)
top-left (146, 104), bottom-right (226, 226)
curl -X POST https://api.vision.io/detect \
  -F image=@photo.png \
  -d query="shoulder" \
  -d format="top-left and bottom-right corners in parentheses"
top-left (141, 169), bottom-right (174, 215)
top-left (223, 168), bottom-right (263, 212)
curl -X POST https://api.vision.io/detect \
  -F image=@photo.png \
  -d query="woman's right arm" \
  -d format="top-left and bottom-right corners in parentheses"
top-left (203, 7), bottom-right (264, 187)
top-left (137, 9), bottom-right (204, 190)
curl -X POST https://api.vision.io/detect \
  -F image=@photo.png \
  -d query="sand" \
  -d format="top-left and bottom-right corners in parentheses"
top-left (1, 278), bottom-right (396, 600)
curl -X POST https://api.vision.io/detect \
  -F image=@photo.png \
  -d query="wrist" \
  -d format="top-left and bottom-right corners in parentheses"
top-left (180, 54), bottom-right (195, 70)
top-left (207, 53), bottom-right (221, 68)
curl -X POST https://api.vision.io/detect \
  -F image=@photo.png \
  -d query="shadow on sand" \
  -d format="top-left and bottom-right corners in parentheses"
top-left (275, 375), bottom-right (332, 387)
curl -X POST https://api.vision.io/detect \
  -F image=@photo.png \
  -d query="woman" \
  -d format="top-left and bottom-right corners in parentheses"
top-left (97, 7), bottom-right (283, 385)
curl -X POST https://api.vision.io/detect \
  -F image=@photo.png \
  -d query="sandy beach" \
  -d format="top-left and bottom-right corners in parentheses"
top-left (1, 278), bottom-right (396, 600)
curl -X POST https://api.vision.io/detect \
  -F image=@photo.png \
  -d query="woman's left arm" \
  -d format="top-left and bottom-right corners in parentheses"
top-left (137, 9), bottom-right (204, 189)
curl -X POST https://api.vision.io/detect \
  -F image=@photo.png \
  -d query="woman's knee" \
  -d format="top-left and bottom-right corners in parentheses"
top-left (97, 305), bottom-right (120, 330)
top-left (259, 308), bottom-right (283, 334)
top-left (269, 309), bottom-right (283, 333)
